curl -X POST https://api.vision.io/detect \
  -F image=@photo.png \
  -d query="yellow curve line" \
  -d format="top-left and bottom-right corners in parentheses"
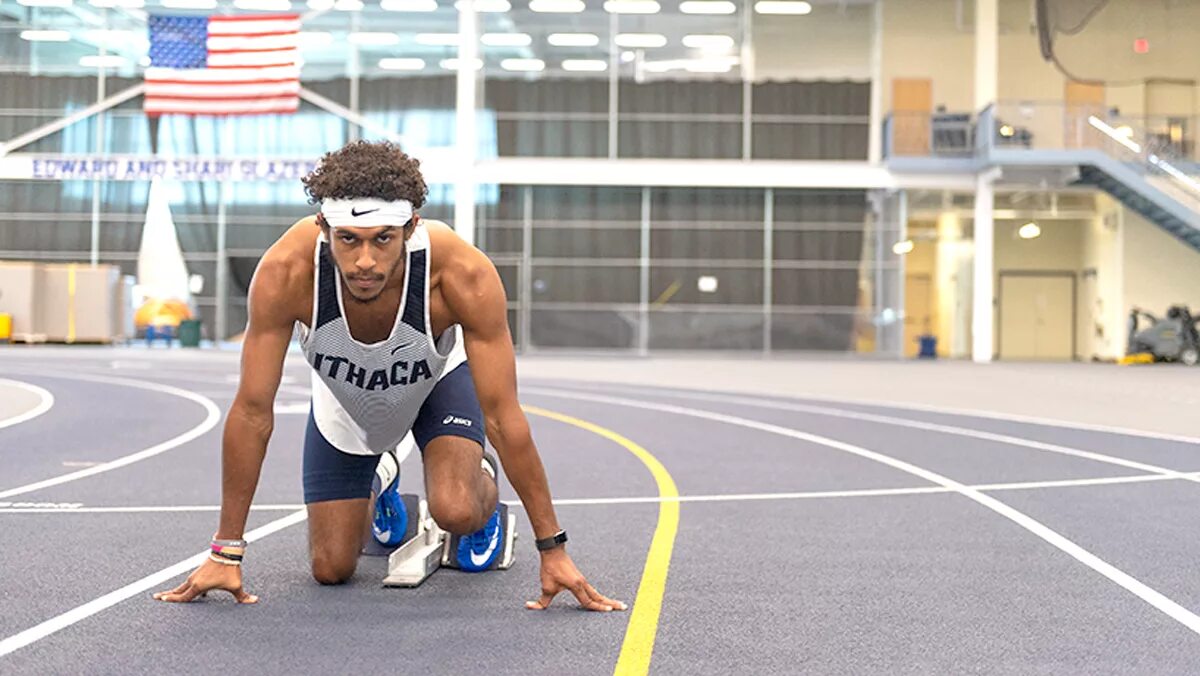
top-left (522, 405), bottom-right (680, 676)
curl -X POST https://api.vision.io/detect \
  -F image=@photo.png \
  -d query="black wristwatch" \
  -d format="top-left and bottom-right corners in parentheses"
top-left (535, 529), bottom-right (568, 552)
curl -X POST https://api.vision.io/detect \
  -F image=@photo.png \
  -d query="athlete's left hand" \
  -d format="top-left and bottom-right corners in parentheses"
top-left (526, 548), bottom-right (627, 612)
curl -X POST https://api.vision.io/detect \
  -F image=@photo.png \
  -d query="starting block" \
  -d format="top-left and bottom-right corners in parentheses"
top-left (372, 494), bottom-right (517, 587)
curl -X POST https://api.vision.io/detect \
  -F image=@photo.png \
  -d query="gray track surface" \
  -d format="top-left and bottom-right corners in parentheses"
top-left (0, 381), bottom-right (43, 424)
top-left (3, 349), bottom-right (1200, 674)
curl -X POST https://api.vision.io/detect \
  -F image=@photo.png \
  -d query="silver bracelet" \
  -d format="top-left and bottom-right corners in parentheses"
top-left (211, 536), bottom-right (248, 548)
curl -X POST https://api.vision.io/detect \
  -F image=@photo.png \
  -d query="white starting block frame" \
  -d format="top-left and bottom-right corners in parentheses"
top-left (381, 496), bottom-right (517, 587)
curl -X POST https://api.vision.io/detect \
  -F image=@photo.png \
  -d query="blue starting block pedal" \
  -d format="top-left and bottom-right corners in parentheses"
top-left (370, 493), bottom-right (517, 588)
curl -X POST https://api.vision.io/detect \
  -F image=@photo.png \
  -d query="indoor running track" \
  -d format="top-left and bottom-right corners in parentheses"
top-left (4, 351), bottom-right (1200, 674)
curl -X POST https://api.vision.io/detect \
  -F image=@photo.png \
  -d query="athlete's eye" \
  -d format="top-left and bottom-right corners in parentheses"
top-left (339, 235), bottom-right (357, 244)
top-left (376, 235), bottom-right (392, 244)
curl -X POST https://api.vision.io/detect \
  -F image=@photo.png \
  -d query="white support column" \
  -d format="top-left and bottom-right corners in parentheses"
top-left (867, 0), bottom-right (883, 163)
top-left (607, 12), bottom-right (619, 159)
top-left (638, 187), bottom-right (651, 356)
top-left (216, 180), bottom-right (229, 343)
top-left (974, 0), bottom-right (998, 112)
top-left (972, 171), bottom-right (996, 362)
top-left (453, 4), bottom-right (479, 247)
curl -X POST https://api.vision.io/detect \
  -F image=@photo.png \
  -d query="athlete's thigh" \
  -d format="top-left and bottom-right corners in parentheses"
top-left (301, 409), bottom-right (377, 563)
top-left (413, 362), bottom-right (487, 498)
top-left (306, 498), bottom-right (371, 562)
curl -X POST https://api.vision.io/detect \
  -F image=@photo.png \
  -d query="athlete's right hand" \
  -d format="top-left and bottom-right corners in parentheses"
top-left (153, 559), bottom-right (259, 604)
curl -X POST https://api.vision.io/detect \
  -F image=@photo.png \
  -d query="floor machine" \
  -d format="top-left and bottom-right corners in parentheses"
top-left (1124, 305), bottom-right (1200, 366)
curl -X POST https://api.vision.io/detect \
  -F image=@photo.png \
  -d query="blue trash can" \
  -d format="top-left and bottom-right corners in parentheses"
top-left (917, 334), bottom-right (938, 358)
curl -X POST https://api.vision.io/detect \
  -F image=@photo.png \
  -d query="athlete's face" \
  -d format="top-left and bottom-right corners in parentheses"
top-left (326, 221), bottom-right (412, 303)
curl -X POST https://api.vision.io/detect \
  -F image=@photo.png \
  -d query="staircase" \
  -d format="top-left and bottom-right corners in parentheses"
top-left (1077, 164), bottom-right (1200, 251)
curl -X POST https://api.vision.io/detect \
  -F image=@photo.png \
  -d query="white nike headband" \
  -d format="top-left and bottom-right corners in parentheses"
top-left (320, 198), bottom-right (414, 228)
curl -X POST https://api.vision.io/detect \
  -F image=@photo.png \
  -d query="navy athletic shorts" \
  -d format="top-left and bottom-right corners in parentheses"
top-left (302, 362), bottom-right (486, 504)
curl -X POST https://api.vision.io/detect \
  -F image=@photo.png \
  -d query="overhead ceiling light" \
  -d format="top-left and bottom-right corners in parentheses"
top-left (17, 0), bottom-right (73, 6)
top-left (620, 50), bottom-right (635, 63)
top-left (562, 59), bottom-right (607, 71)
top-left (614, 33), bottom-right (666, 48)
top-left (682, 34), bottom-right (735, 50)
top-left (83, 29), bottom-right (140, 44)
top-left (348, 32), bottom-right (400, 45)
top-left (89, 0), bottom-right (145, 7)
top-left (529, 0), bottom-right (584, 10)
top-left (645, 56), bottom-right (737, 73)
top-left (454, 0), bottom-right (511, 10)
top-left (679, 0), bottom-right (734, 13)
top-left (440, 57), bottom-right (483, 70)
top-left (20, 30), bottom-right (71, 41)
top-left (234, 0), bottom-right (292, 9)
top-left (501, 58), bottom-right (545, 71)
top-left (1018, 222), bottom-right (1042, 240)
top-left (604, 0), bottom-right (659, 12)
top-left (482, 33), bottom-right (532, 46)
top-left (416, 33), bottom-right (460, 45)
top-left (379, 57), bottom-right (427, 70)
top-left (685, 58), bottom-right (737, 72)
top-left (754, 0), bottom-right (810, 14)
top-left (299, 31), bottom-right (335, 45)
top-left (892, 240), bottom-right (915, 255)
top-left (381, 0), bottom-right (437, 8)
top-left (548, 33), bottom-right (599, 47)
top-left (307, 0), bottom-right (335, 8)
top-left (161, 0), bottom-right (217, 8)
top-left (334, 0), bottom-right (365, 8)
top-left (79, 55), bottom-right (126, 67)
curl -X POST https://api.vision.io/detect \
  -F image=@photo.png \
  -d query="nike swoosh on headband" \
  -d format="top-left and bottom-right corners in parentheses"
top-left (351, 208), bottom-right (379, 217)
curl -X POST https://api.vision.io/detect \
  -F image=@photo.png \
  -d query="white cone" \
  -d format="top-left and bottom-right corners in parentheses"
top-left (136, 178), bottom-right (192, 306)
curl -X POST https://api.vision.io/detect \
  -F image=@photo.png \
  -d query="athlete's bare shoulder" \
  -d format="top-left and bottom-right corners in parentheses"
top-left (423, 218), bottom-right (494, 287)
top-left (249, 215), bottom-right (321, 325)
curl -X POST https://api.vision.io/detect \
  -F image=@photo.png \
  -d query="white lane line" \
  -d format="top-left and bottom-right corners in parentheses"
top-left (527, 387), bottom-right (1200, 637)
top-left (1, 472), bottom-right (1191, 515)
top-left (0, 379), bottom-right (55, 432)
top-left (0, 371), bottom-right (221, 500)
top-left (544, 384), bottom-right (1200, 482)
top-left (0, 509), bottom-right (307, 658)
top-left (535, 380), bottom-right (1200, 445)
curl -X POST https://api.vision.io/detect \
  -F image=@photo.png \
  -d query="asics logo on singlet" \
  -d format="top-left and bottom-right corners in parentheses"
top-left (310, 352), bottom-right (433, 391)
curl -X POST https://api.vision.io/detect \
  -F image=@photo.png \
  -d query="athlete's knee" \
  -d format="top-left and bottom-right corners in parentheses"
top-left (311, 552), bottom-right (357, 585)
top-left (428, 494), bottom-right (484, 535)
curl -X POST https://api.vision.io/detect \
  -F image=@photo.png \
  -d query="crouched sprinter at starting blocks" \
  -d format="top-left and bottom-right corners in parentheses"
top-left (154, 141), bottom-right (624, 613)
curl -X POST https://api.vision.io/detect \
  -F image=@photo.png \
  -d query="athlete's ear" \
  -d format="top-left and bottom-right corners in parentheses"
top-left (405, 215), bottom-right (419, 239)
top-left (316, 213), bottom-right (330, 232)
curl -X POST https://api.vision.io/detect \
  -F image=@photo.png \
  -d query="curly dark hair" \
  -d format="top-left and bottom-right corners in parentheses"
top-left (302, 140), bottom-right (428, 210)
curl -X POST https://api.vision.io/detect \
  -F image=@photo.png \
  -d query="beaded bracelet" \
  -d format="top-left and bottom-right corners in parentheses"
top-left (208, 553), bottom-right (241, 566)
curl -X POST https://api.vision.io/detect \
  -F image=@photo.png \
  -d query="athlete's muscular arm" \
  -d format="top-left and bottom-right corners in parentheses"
top-left (215, 255), bottom-right (296, 541)
top-left (155, 247), bottom-right (299, 605)
top-left (443, 254), bottom-right (558, 540)
top-left (444, 245), bottom-right (625, 613)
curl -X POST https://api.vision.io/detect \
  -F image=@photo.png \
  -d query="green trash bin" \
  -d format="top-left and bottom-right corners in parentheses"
top-left (178, 319), bottom-right (202, 348)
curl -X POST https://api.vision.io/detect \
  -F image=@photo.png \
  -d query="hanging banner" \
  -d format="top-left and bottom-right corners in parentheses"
top-left (0, 148), bottom-right (457, 183)
top-left (0, 154), bottom-right (316, 182)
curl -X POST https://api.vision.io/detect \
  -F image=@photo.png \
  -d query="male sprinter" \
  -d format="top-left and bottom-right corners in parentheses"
top-left (155, 141), bottom-right (624, 613)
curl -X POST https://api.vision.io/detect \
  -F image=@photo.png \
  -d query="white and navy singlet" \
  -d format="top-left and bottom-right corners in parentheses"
top-left (298, 223), bottom-right (467, 456)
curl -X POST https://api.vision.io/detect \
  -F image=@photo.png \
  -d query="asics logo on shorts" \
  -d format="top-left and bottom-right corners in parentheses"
top-left (442, 415), bottom-right (473, 427)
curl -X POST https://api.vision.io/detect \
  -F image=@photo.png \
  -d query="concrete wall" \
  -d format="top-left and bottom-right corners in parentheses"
top-left (878, 0), bottom-right (1200, 118)
top-left (1079, 194), bottom-right (1124, 361)
top-left (753, 5), bottom-right (873, 81)
top-left (1122, 205), bottom-right (1200, 326)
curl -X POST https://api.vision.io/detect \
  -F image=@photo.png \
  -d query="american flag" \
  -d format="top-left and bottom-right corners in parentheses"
top-left (145, 14), bottom-right (301, 116)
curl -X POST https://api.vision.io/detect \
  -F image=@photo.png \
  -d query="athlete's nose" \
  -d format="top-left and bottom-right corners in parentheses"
top-left (354, 244), bottom-right (376, 272)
